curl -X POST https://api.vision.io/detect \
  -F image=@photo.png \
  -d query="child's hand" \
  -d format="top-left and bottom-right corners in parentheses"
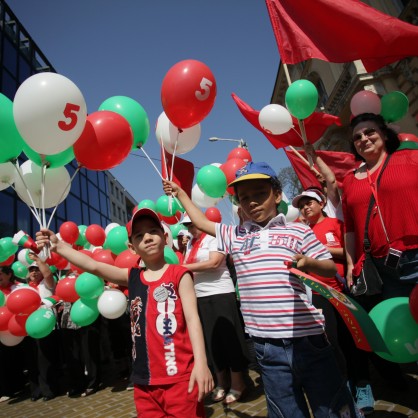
top-left (289, 254), bottom-right (309, 272)
top-left (35, 228), bottom-right (59, 252)
top-left (188, 361), bottom-right (214, 402)
top-left (162, 179), bottom-right (181, 197)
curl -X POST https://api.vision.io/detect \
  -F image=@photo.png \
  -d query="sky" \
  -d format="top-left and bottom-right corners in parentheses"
top-left (7, 0), bottom-right (290, 220)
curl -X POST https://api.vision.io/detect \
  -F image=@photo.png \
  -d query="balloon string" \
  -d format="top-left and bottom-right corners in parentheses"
top-left (167, 135), bottom-right (180, 214)
top-left (46, 166), bottom-right (80, 229)
top-left (9, 183), bottom-right (42, 225)
top-left (11, 161), bottom-right (43, 225)
top-left (40, 164), bottom-right (50, 259)
top-left (160, 139), bottom-right (168, 180)
top-left (140, 147), bottom-right (164, 180)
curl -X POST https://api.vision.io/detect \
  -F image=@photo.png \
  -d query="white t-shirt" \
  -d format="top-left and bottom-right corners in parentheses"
top-left (324, 199), bottom-right (344, 221)
top-left (186, 234), bottom-right (235, 298)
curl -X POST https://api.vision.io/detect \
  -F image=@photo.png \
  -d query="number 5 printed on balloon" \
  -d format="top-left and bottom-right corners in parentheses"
top-left (58, 103), bottom-right (81, 131)
top-left (195, 78), bottom-right (213, 101)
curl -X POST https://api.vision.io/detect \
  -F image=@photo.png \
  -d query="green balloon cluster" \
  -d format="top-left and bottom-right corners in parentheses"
top-left (137, 199), bottom-right (157, 212)
top-left (285, 79), bottom-right (318, 120)
top-left (75, 272), bottom-right (104, 299)
top-left (105, 226), bottom-right (128, 255)
top-left (170, 223), bottom-right (185, 239)
top-left (380, 91), bottom-right (409, 123)
top-left (99, 96), bottom-right (150, 148)
top-left (26, 308), bottom-right (56, 339)
top-left (70, 298), bottom-right (99, 327)
top-left (156, 195), bottom-right (181, 217)
top-left (75, 225), bottom-right (88, 246)
top-left (196, 165), bottom-right (227, 198)
top-left (0, 93), bottom-right (24, 163)
top-left (12, 261), bottom-right (28, 279)
top-left (0, 237), bottom-right (18, 261)
top-left (370, 297), bottom-right (418, 363)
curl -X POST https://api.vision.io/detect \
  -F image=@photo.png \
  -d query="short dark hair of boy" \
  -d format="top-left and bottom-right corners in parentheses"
top-left (233, 176), bottom-right (282, 203)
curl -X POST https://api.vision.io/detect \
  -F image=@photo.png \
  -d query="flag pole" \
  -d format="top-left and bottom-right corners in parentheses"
top-left (288, 146), bottom-right (320, 176)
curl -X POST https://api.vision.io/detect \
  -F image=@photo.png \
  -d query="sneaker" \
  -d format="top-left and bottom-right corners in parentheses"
top-left (0, 396), bottom-right (10, 403)
top-left (356, 384), bottom-right (374, 415)
top-left (126, 382), bottom-right (134, 391)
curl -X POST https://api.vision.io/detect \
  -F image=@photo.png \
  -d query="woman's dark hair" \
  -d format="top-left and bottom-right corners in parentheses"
top-left (0, 265), bottom-right (16, 283)
top-left (350, 113), bottom-right (400, 161)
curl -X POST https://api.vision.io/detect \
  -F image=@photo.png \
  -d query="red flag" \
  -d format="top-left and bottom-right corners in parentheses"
top-left (265, 0), bottom-right (418, 73)
top-left (161, 148), bottom-right (194, 198)
top-left (284, 148), bottom-right (360, 189)
top-left (232, 93), bottom-right (341, 149)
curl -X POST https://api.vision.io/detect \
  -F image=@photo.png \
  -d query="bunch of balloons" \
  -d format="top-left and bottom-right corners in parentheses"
top-left (258, 79), bottom-right (318, 136)
top-left (350, 90), bottom-right (409, 123)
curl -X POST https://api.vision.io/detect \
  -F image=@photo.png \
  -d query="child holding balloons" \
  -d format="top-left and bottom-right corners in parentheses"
top-left (36, 207), bottom-right (213, 418)
top-left (163, 161), bottom-right (361, 418)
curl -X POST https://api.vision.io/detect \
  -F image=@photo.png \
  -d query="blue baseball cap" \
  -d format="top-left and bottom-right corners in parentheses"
top-left (228, 162), bottom-right (277, 187)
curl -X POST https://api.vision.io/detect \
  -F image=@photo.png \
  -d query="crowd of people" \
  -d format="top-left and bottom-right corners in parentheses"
top-left (0, 112), bottom-right (417, 417)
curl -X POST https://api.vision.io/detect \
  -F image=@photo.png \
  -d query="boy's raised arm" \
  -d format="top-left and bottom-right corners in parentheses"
top-left (163, 180), bottom-right (217, 237)
top-left (36, 228), bottom-right (129, 286)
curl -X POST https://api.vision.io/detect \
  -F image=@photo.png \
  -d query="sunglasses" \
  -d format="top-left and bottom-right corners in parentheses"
top-left (352, 128), bottom-right (378, 142)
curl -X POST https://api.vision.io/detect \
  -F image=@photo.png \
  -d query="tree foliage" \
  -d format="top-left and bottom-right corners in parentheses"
top-left (277, 167), bottom-right (303, 198)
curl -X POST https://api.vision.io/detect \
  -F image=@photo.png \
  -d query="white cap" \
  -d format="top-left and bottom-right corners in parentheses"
top-left (28, 262), bottom-right (39, 269)
top-left (182, 214), bottom-right (192, 224)
top-left (292, 191), bottom-right (324, 208)
top-left (177, 229), bottom-right (192, 238)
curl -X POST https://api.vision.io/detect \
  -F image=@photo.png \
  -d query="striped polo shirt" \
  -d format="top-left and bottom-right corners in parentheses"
top-left (216, 214), bottom-right (329, 339)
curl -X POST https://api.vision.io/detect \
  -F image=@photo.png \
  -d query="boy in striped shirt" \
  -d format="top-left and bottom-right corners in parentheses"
top-left (163, 161), bottom-right (359, 418)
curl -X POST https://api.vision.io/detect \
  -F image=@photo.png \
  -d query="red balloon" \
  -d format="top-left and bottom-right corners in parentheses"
top-left (7, 288), bottom-right (41, 315)
top-left (409, 284), bottom-right (418, 324)
top-left (158, 211), bottom-right (182, 225)
top-left (161, 60), bottom-right (217, 129)
top-left (56, 277), bottom-right (79, 303)
top-left (114, 249), bottom-right (140, 269)
top-left (46, 252), bottom-right (62, 267)
top-left (227, 147), bottom-right (252, 163)
top-left (59, 221), bottom-right (79, 245)
top-left (54, 255), bottom-right (69, 271)
top-left (74, 111), bottom-right (133, 171)
top-left (0, 254), bottom-right (15, 266)
top-left (399, 132), bottom-right (418, 142)
top-left (0, 306), bottom-right (13, 331)
top-left (8, 314), bottom-right (28, 336)
top-left (85, 224), bottom-right (106, 247)
top-left (92, 249), bottom-right (116, 265)
top-left (205, 207), bottom-right (222, 223)
top-left (220, 158), bottom-right (246, 195)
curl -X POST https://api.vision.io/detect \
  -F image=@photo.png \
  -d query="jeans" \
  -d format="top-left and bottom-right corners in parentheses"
top-left (253, 334), bottom-right (360, 418)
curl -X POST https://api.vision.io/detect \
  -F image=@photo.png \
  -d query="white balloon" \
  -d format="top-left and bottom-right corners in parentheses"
top-left (0, 330), bottom-right (25, 346)
top-left (13, 73), bottom-right (87, 155)
top-left (105, 222), bottom-right (119, 235)
top-left (259, 104), bottom-right (293, 135)
top-left (97, 289), bottom-right (128, 319)
top-left (191, 184), bottom-right (222, 208)
top-left (161, 222), bottom-right (173, 248)
top-left (17, 249), bottom-right (31, 267)
top-left (14, 160), bottom-right (71, 208)
top-left (155, 112), bottom-right (201, 155)
top-left (285, 205), bottom-right (300, 222)
top-left (0, 162), bottom-right (17, 191)
top-left (281, 191), bottom-right (289, 203)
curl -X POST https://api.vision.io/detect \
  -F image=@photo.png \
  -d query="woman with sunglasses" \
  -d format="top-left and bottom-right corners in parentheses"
top-left (341, 112), bottom-right (418, 415)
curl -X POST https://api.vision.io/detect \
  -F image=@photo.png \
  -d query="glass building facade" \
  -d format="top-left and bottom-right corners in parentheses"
top-left (0, 0), bottom-right (112, 239)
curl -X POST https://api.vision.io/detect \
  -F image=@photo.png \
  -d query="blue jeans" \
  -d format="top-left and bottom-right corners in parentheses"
top-left (253, 334), bottom-right (360, 418)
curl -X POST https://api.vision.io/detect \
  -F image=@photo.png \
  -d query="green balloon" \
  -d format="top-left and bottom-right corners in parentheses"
top-left (156, 195), bottom-right (180, 217)
top-left (22, 142), bottom-right (75, 168)
top-left (0, 237), bottom-right (18, 260)
top-left (75, 225), bottom-right (87, 246)
top-left (164, 246), bottom-right (179, 265)
top-left (0, 291), bottom-right (5, 307)
top-left (0, 93), bottom-right (24, 163)
top-left (75, 272), bottom-right (104, 299)
top-left (285, 79), bottom-right (318, 120)
top-left (277, 200), bottom-right (288, 216)
top-left (170, 223), bottom-right (185, 239)
top-left (26, 308), bottom-right (56, 339)
top-left (99, 96), bottom-right (150, 148)
top-left (12, 261), bottom-right (28, 279)
top-left (196, 165), bottom-right (227, 198)
top-left (370, 297), bottom-right (418, 363)
top-left (137, 199), bottom-right (157, 211)
top-left (380, 91), bottom-right (409, 123)
top-left (105, 226), bottom-right (128, 255)
top-left (70, 298), bottom-right (99, 327)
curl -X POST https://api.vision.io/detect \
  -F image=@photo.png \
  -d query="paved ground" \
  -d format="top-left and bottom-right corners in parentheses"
top-left (1, 362), bottom-right (417, 417)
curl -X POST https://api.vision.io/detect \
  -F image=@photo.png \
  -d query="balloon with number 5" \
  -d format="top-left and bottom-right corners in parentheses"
top-left (26, 308), bottom-right (56, 339)
top-left (161, 60), bottom-right (217, 129)
top-left (13, 73), bottom-right (87, 155)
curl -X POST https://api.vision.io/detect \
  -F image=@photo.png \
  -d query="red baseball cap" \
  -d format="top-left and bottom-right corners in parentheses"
top-left (126, 208), bottom-right (163, 238)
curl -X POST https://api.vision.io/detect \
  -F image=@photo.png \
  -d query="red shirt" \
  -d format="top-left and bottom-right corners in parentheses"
top-left (310, 217), bottom-right (345, 291)
top-left (342, 149), bottom-right (418, 261)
